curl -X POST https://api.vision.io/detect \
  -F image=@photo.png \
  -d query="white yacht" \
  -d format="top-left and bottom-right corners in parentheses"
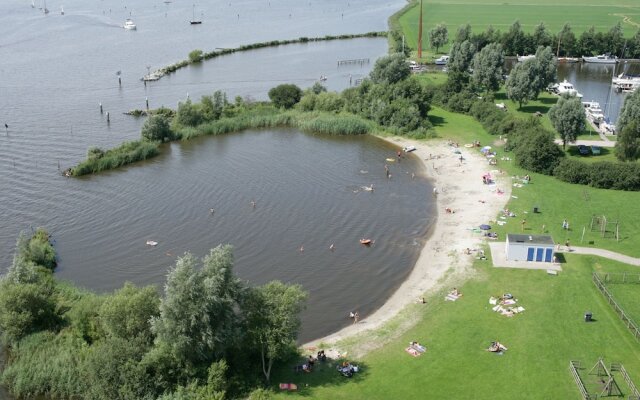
top-left (434, 55), bottom-right (449, 65)
top-left (517, 54), bottom-right (535, 62)
top-left (612, 73), bottom-right (640, 93)
top-left (551, 80), bottom-right (582, 98)
top-left (123, 19), bottom-right (137, 30)
top-left (582, 54), bottom-right (618, 64)
top-left (582, 101), bottom-right (604, 124)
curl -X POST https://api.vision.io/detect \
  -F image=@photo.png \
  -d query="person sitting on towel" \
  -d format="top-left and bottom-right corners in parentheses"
top-left (317, 350), bottom-right (326, 362)
top-left (450, 288), bottom-right (461, 296)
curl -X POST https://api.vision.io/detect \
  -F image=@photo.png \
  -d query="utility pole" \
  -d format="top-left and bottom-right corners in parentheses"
top-left (417, 0), bottom-right (423, 59)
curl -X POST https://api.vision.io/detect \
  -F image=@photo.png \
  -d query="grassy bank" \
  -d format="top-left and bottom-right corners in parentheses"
top-left (70, 140), bottom-right (160, 176)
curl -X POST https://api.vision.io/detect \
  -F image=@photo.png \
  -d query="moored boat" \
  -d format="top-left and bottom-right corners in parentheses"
top-left (582, 54), bottom-right (617, 64)
top-left (517, 54), bottom-right (535, 62)
top-left (146, 240), bottom-right (158, 246)
top-left (550, 79), bottom-right (582, 98)
top-left (403, 145), bottom-right (416, 153)
top-left (434, 55), bottom-right (449, 65)
top-left (123, 18), bottom-right (136, 30)
top-left (359, 238), bottom-right (372, 245)
top-left (557, 57), bottom-right (579, 63)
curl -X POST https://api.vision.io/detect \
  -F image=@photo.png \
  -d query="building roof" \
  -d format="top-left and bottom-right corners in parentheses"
top-left (506, 234), bottom-right (555, 246)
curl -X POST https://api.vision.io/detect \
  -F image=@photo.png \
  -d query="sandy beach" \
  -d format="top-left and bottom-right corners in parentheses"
top-left (304, 136), bottom-right (512, 350)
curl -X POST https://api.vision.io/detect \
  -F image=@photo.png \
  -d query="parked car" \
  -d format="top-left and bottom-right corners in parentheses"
top-left (591, 145), bottom-right (601, 155)
top-left (578, 145), bottom-right (591, 155)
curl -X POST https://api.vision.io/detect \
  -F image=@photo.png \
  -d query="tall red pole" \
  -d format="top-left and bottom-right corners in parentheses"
top-left (417, 0), bottom-right (423, 59)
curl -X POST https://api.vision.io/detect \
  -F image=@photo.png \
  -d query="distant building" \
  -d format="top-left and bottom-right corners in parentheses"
top-left (505, 234), bottom-right (555, 262)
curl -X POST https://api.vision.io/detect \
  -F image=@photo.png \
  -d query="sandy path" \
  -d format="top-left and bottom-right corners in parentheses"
top-left (303, 136), bottom-right (512, 349)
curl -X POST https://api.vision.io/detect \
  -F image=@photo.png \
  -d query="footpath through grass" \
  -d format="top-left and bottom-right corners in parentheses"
top-left (270, 105), bottom-right (640, 399)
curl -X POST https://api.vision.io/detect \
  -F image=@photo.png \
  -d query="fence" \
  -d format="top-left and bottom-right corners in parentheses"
top-left (592, 273), bottom-right (640, 341)
top-left (619, 364), bottom-right (640, 400)
top-left (337, 58), bottom-right (370, 66)
top-left (570, 361), bottom-right (595, 400)
top-left (599, 272), bottom-right (640, 285)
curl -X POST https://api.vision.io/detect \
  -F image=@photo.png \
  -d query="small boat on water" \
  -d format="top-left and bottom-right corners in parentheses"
top-left (550, 79), bottom-right (582, 98)
top-left (190, 4), bottom-right (202, 24)
top-left (557, 57), bottom-right (579, 63)
top-left (434, 55), bottom-right (449, 65)
top-left (403, 145), bottom-right (416, 153)
top-left (582, 101), bottom-right (604, 124)
top-left (612, 73), bottom-right (640, 93)
top-left (385, 157), bottom-right (395, 162)
top-left (146, 240), bottom-right (158, 246)
top-left (582, 54), bottom-right (618, 64)
top-left (517, 54), bottom-right (535, 62)
top-left (123, 18), bottom-right (136, 30)
top-left (359, 238), bottom-right (372, 245)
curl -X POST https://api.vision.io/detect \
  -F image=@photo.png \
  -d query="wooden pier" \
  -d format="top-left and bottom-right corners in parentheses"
top-left (337, 58), bottom-right (369, 66)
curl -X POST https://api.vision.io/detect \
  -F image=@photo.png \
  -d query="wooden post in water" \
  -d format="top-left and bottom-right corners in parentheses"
top-left (146, 97), bottom-right (149, 110)
top-left (118, 76), bottom-right (122, 86)
top-left (106, 112), bottom-right (110, 123)
top-left (100, 103), bottom-right (103, 114)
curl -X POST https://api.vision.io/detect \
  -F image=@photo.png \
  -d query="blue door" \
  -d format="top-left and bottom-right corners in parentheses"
top-left (536, 248), bottom-right (544, 262)
top-left (527, 247), bottom-right (535, 261)
top-left (544, 248), bottom-right (553, 262)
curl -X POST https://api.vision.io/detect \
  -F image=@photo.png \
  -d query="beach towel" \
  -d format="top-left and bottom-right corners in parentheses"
top-left (445, 293), bottom-right (461, 301)
top-left (411, 344), bottom-right (427, 353)
top-left (492, 305), bottom-right (502, 312)
top-left (489, 297), bottom-right (498, 305)
top-left (497, 220), bottom-right (506, 225)
top-left (405, 347), bottom-right (421, 357)
top-left (516, 306), bottom-right (525, 313)
top-left (279, 383), bottom-right (298, 391)
top-left (503, 299), bottom-right (516, 305)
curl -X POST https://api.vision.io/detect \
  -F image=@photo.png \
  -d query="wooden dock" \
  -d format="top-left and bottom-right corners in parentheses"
top-left (337, 58), bottom-right (370, 66)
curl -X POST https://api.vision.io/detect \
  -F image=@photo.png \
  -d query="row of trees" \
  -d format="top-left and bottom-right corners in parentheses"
top-left (428, 21), bottom-right (640, 58)
top-left (0, 231), bottom-right (307, 399)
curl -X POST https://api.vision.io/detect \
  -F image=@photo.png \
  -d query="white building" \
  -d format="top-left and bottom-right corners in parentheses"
top-left (505, 234), bottom-right (555, 262)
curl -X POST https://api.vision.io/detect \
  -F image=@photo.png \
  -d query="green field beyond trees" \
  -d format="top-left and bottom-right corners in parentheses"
top-left (399, 0), bottom-right (640, 51)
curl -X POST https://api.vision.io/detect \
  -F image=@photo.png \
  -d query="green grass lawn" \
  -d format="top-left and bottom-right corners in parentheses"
top-left (397, 0), bottom-right (640, 57)
top-left (272, 255), bottom-right (640, 399)
top-left (607, 282), bottom-right (640, 322)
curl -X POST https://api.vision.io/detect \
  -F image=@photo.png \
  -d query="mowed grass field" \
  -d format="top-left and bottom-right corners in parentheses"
top-left (397, 0), bottom-right (640, 53)
top-left (607, 282), bottom-right (640, 322)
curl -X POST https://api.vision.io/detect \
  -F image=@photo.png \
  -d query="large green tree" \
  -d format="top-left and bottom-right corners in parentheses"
top-left (548, 95), bottom-right (586, 149)
top-left (532, 22), bottom-right (552, 48)
top-left (99, 282), bottom-right (160, 343)
top-left (448, 40), bottom-right (476, 74)
top-left (472, 42), bottom-right (504, 93)
top-left (455, 23), bottom-right (472, 43)
top-left (429, 23), bottom-right (448, 53)
top-left (505, 59), bottom-right (538, 108)
top-left (369, 53), bottom-right (410, 84)
top-left (268, 84), bottom-right (302, 109)
top-left (503, 20), bottom-right (525, 55)
top-left (615, 90), bottom-right (640, 161)
top-left (532, 46), bottom-right (557, 93)
top-left (245, 281), bottom-right (307, 383)
top-left (141, 115), bottom-right (173, 142)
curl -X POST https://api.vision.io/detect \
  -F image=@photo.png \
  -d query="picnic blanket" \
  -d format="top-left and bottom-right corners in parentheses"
top-left (279, 383), bottom-right (298, 391)
top-left (445, 293), bottom-right (462, 301)
top-left (405, 347), bottom-right (421, 357)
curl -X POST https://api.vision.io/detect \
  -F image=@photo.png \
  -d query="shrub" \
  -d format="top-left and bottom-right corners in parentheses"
top-left (268, 84), bottom-right (303, 109)
top-left (300, 114), bottom-right (371, 135)
top-left (141, 115), bottom-right (174, 142)
top-left (188, 49), bottom-right (204, 63)
top-left (513, 128), bottom-right (564, 174)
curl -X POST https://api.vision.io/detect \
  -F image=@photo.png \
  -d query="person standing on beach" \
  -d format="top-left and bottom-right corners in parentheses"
top-left (353, 311), bottom-right (359, 324)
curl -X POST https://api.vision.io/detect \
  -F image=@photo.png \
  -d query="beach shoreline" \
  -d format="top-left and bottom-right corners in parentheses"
top-left (303, 136), bottom-right (512, 350)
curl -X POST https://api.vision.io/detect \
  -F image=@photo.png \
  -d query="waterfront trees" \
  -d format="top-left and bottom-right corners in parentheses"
top-left (141, 114), bottom-right (173, 142)
top-left (505, 60), bottom-right (538, 108)
top-left (615, 90), bottom-right (640, 161)
top-left (548, 94), bottom-right (586, 149)
top-left (472, 43), bottom-right (504, 93)
top-left (370, 53), bottom-right (410, 84)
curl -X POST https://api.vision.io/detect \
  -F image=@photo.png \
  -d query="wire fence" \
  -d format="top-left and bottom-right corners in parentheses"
top-left (598, 272), bottom-right (640, 285)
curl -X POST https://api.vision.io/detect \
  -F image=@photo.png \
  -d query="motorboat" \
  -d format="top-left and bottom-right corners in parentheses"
top-left (146, 240), bottom-right (158, 246)
top-left (582, 101), bottom-right (604, 124)
top-left (403, 145), bottom-right (416, 153)
top-left (582, 54), bottom-right (618, 64)
top-left (434, 55), bottom-right (449, 65)
top-left (359, 238), bottom-right (372, 245)
top-left (557, 57), bottom-right (579, 63)
top-left (123, 18), bottom-right (136, 30)
top-left (612, 73), bottom-right (640, 93)
top-left (550, 80), bottom-right (582, 98)
top-left (190, 4), bottom-right (202, 24)
top-left (517, 54), bottom-right (535, 62)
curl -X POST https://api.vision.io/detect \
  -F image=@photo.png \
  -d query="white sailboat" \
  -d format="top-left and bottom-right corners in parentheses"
top-left (60, 5), bottom-right (64, 15)
top-left (43, 0), bottom-right (49, 13)
top-left (190, 4), bottom-right (202, 24)
top-left (31, 0), bottom-right (35, 8)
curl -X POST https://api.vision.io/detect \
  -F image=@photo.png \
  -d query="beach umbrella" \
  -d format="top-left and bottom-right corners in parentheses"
top-left (479, 224), bottom-right (492, 230)
top-left (482, 146), bottom-right (492, 150)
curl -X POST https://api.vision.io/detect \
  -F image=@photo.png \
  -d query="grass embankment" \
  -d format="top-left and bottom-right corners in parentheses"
top-left (398, 0), bottom-right (639, 59)
top-left (270, 107), bottom-right (640, 399)
top-left (71, 140), bottom-right (160, 176)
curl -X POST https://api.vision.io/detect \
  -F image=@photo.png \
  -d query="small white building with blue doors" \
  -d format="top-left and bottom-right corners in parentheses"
top-left (505, 234), bottom-right (555, 262)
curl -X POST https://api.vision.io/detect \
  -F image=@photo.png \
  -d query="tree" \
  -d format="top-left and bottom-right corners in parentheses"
top-left (245, 281), bottom-right (307, 383)
top-left (176, 99), bottom-right (204, 127)
top-left (455, 23), bottom-right (472, 43)
top-left (548, 95), bottom-right (586, 149)
top-left (505, 59), bottom-right (538, 108)
top-left (201, 91), bottom-right (228, 121)
top-left (606, 22), bottom-right (625, 57)
top-left (503, 20), bottom-right (525, 55)
top-left (532, 22), bottom-right (552, 48)
top-left (448, 40), bottom-right (476, 74)
top-left (429, 23), bottom-right (448, 53)
top-left (514, 128), bottom-right (565, 174)
top-left (99, 282), bottom-right (160, 343)
top-left (188, 49), bottom-right (204, 63)
top-left (532, 46), bottom-right (557, 93)
top-left (268, 84), bottom-right (302, 109)
top-left (151, 246), bottom-right (242, 367)
top-left (472, 42), bottom-right (504, 92)
top-left (369, 53), bottom-right (410, 84)
top-left (615, 90), bottom-right (640, 161)
top-left (556, 23), bottom-right (577, 56)
top-left (578, 26), bottom-right (597, 56)
top-left (141, 115), bottom-right (173, 142)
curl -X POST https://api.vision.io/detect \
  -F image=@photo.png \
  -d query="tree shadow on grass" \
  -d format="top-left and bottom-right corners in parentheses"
top-left (270, 356), bottom-right (369, 397)
top-left (518, 104), bottom-right (551, 114)
top-left (428, 114), bottom-right (446, 127)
